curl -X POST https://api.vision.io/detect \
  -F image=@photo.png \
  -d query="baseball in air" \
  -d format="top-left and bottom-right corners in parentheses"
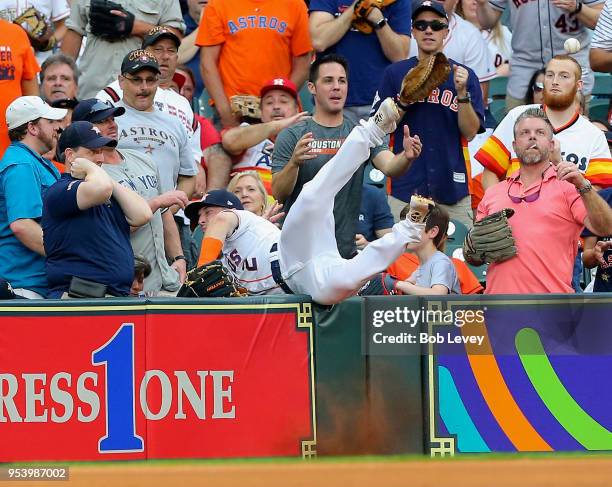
top-left (564, 38), bottom-right (581, 54)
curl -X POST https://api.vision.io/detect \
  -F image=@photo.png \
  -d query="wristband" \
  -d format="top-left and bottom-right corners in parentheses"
top-left (573, 1), bottom-right (582, 13)
top-left (577, 181), bottom-right (592, 195)
top-left (172, 255), bottom-right (186, 263)
top-left (373, 17), bottom-right (388, 30)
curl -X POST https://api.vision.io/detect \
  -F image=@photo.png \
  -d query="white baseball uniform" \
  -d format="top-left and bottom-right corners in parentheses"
top-left (230, 121), bottom-right (274, 192)
top-left (591, 0), bottom-right (612, 50)
top-left (211, 120), bottom-right (423, 305)
top-left (408, 13), bottom-right (497, 83)
top-left (220, 209), bottom-right (283, 295)
top-left (475, 104), bottom-right (612, 186)
top-left (487, 0), bottom-right (604, 98)
top-left (483, 25), bottom-right (512, 71)
top-left (115, 102), bottom-right (198, 193)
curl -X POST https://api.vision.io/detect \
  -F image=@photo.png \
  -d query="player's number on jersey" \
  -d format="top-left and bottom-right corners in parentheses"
top-left (555, 13), bottom-right (580, 34)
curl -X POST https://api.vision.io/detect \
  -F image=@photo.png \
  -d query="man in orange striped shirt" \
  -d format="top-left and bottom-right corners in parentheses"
top-left (476, 55), bottom-right (611, 192)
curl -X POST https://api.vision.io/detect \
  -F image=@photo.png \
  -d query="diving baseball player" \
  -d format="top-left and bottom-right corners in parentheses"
top-left (195, 98), bottom-right (425, 305)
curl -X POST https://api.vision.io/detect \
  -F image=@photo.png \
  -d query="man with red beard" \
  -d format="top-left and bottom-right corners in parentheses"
top-left (471, 108), bottom-right (612, 294)
top-left (476, 55), bottom-right (612, 191)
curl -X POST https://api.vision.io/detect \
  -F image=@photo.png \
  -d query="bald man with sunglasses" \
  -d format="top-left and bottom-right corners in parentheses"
top-left (474, 108), bottom-right (612, 294)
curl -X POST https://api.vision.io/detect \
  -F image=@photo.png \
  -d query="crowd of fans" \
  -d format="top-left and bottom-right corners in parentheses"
top-left (0, 0), bottom-right (611, 300)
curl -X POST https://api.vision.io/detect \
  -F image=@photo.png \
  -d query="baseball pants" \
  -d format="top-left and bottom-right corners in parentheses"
top-left (279, 119), bottom-right (422, 305)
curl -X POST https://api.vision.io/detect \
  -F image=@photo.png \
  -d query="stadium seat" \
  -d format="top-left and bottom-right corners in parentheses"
top-left (196, 89), bottom-right (214, 119)
top-left (489, 76), bottom-right (508, 100)
top-left (192, 225), bottom-right (204, 260)
top-left (489, 99), bottom-right (507, 124)
top-left (363, 162), bottom-right (387, 189)
top-left (299, 85), bottom-right (314, 114)
top-left (592, 73), bottom-right (612, 99)
top-left (445, 219), bottom-right (488, 283)
top-left (589, 99), bottom-right (610, 122)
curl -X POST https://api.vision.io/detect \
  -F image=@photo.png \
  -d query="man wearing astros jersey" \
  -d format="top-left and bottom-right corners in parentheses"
top-left (221, 78), bottom-right (308, 195)
top-left (195, 98), bottom-right (425, 305)
top-left (476, 55), bottom-right (611, 191)
top-left (476, 0), bottom-right (605, 112)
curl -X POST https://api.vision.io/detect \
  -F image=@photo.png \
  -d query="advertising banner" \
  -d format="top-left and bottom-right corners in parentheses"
top-left (422, 295), bottom-right (612, 455)
top-left (0, 299), bottom-right (316, 461)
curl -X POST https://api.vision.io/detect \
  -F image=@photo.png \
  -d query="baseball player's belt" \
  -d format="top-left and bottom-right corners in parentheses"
top-left (269, 243), bottom-right (294, 294)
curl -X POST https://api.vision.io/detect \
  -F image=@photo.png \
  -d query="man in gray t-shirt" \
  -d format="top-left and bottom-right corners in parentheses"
top-left (111, 50), bottom-right (198, 267)
top-left (104, 149), bottom-right (185, 295)
top-left (117, 101), bottom-right (196, 194)
top-left (112, 51), bottom-right (196, 195)
top-left (271, 54), bottom-right (416, 259)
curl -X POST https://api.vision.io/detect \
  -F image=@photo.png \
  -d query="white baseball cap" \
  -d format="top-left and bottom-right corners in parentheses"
top-left (6, 96), bottom-right (67, 130)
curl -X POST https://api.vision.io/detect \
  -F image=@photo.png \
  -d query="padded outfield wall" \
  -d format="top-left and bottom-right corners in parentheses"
top-left (1, 295), bottom-right (611, 461)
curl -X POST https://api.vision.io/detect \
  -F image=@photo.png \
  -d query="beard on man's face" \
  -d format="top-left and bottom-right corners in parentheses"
top-left (543, 85), bottom-right (577, 110)
top-left (516, 144), bottom-right (550, 165)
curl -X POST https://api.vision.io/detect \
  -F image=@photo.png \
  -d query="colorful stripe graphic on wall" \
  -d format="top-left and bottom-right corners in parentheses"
top-left (431, 297), bottom-right (612, 454)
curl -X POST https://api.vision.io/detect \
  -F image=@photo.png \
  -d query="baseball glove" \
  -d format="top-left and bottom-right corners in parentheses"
top-left (230, 95), bottom-right (262, 120)
top-left (13, 7), bottom-right (55, 51)
top-left (89, 0), bottom-right (135, 41)
top-left (352, 0), bottom-right (397, 34)
top-left (177, 261), bottom-right (248, 298)
top-left (397, 52), bottom-right (451, 108)
top-left (358, 272), bottom-right (400, 296)
top-left (463, 209), bottom-right (517, 266)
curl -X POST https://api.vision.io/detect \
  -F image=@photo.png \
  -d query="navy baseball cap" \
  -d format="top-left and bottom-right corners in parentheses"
top-left (142, 26), bottom-right (181, 49)
top-left (58, 121), bottom-right (117, 155)
top-left (185, 189), bottom-right (243, 221)
top-left (72, 98), bottom-right (126, 124)
top-left (412, 0), bottom-right (448, 19)
top-left (121, 49), bottom-right (161, 75)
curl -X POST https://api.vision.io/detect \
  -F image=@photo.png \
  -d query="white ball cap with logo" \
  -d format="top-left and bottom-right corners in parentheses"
top-left (6, 96), bottom-right (67, 130)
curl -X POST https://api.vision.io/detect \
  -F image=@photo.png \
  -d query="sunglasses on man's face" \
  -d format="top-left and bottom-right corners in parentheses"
top-left (413, 20), bottom-right (448, 31)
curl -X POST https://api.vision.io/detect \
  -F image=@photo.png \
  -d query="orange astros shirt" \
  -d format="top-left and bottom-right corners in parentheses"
top-left (196, 0), bottom-right (312, 100)
top-left (0, 20), bottom-right (40, 157)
